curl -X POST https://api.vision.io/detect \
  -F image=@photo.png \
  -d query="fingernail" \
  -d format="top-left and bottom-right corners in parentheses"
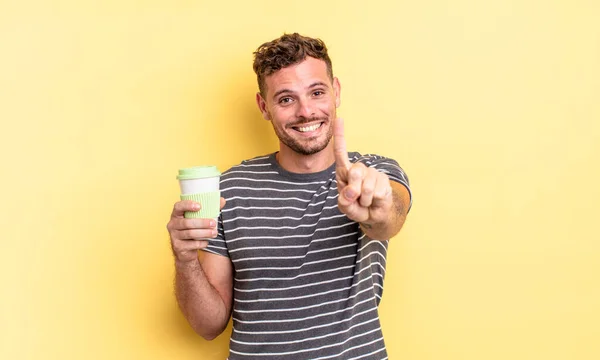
top-left (345, 189), bottom-right (355, 199)
top-left (212, 229), bottom-right (218, 237)
top-left (210, 220), bottom-right (215, 227)
top-left (193, 203), bottom-right (200, 210)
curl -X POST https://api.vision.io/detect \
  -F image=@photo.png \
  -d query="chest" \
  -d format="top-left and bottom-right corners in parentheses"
top-left (220, 178), bottom-right (361, 278)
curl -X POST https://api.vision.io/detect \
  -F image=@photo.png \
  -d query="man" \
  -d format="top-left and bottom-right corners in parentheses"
top-left (167, 33), bottom-right (412, 359)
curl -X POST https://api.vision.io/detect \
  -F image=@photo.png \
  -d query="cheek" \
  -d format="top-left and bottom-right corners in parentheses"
top-left (320, 98), bottom-right (336, 115)
top-left (278, 107), bottom-right (301, 123)
top-left (271, 112), bottom-right (292, 128)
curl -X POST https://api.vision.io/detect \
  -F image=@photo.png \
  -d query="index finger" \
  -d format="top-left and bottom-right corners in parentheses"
top-left (171, 200), bottom-right (200, 218)
top-left (333, 117), bottom-right (351, 170)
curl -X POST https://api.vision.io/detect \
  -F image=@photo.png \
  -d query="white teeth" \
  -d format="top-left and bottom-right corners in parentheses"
top-left (297, 123), bottom-right (321, 132)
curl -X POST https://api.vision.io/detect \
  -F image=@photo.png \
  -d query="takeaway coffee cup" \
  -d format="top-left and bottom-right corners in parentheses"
top-left (177, 166), bottom-right (221, 219)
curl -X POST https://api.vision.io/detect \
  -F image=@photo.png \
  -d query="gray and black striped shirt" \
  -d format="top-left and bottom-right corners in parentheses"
top-left (204, 152), bottom-right (411, 360)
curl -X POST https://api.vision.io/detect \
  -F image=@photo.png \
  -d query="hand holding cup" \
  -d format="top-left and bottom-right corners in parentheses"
top-left (167, 166), bottom-right (224, 264)
top-left (167, 198), bottom-right (226, 264)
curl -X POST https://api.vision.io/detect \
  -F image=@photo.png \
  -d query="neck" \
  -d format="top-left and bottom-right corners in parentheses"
top-left (276, 142), bottom-right (335, 174)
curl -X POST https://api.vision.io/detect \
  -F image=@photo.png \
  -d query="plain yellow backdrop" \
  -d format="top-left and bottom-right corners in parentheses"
top-left (1, 1), bottom-right (599, 359)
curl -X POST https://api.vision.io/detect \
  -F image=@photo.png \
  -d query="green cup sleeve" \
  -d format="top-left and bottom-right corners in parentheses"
top-left (180, 190), bottom-right (221, 219)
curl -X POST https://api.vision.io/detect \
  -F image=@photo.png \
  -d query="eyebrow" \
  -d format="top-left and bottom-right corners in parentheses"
top-left (272, 82), bottom-right (329, 100)
top-left (272, 88), bottom-right (293, 100)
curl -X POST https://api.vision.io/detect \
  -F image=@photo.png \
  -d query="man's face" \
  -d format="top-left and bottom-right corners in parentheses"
top-left (256, 57), bottom-right (341, 156)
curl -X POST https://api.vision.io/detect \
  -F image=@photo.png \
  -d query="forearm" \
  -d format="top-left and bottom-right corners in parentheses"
top-left (174, 259), bottom-right (230, 340)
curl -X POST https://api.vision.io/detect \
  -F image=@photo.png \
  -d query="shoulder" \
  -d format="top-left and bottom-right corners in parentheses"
top-left (221, 153), bottom-right (275, 176)
top-left (219, 153), bottom-right (279, 191)
top-left (349, 151), bottom-right (409, 184)
top-left (348, 152), bottom-right (399, 166)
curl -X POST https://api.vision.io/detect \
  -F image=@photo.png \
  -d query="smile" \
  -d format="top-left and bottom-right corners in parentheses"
top-left (293, 122), bottom-right (323, 133)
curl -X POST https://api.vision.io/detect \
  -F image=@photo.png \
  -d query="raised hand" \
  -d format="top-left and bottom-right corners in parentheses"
top-left (333, 118), bottom-right (394, 226)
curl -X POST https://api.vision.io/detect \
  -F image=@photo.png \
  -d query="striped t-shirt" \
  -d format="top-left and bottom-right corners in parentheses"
top-left (203, 152), bottom-right (411, 360)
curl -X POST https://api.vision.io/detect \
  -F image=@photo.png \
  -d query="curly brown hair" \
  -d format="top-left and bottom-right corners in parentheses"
top-left (253, 33), bottom-right (333, 96)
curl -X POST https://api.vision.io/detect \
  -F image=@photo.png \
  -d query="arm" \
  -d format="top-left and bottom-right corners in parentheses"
top-left (174, 252), bottom-right (233, 340)
top-left (333, 118), bottom-right (411, 240)
top-left (167, 199), bottom-right (233, 340)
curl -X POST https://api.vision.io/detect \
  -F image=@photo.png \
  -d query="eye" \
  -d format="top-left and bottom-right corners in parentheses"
top-left (313, 90), bottom-right (325, 97)
top-left (279, 97), bottom-right (293, 104)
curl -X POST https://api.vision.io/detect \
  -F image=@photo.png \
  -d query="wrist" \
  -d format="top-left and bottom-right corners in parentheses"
top-left (360, 219), bottom-right (392, 240)
top-left (359, 222), bottom-right (375, 234)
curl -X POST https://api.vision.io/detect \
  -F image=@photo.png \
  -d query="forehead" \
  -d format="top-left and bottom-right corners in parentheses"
top-left (264, 57), bottom-right (331, 96)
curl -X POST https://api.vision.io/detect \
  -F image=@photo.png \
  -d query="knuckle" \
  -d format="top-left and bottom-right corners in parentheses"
top-left (375, 187), bottom-right (388, 198)
top-left (168, 219), bottom-right (181, 232)
top-left (379, 171), bottom-right (390, 181)
top-left (352, 163), bottom-right (363, 172)
top-left (170, 219), bottom-right (182, 230)
top-left (181, 218), bottom-right (193, 228)
top-left (182, 218), bottom-right (195, 229)
top-left (352, 163), bottom-right (365, 172)
top-left (171, 238), bottom-right (183, 251)
top-left (362, 185), bottom-right (374, 196)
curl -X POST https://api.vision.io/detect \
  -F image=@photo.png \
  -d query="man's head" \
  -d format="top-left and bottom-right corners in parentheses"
top-left (253, 33), bottom-right (340, 157)
top-left (253, 33), bottom-right (333, 97)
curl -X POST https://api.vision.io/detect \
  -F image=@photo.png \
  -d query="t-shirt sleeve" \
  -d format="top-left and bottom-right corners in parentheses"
top-left (201, 212), bottom-right (229, 257)
top-left (356, 154), bottom-right (413, 212)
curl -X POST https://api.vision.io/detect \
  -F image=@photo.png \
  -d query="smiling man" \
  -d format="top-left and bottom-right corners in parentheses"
top-left (167, 33), bottom-right (412, 359)
top-left (256, 55), bottom-right (339, 165)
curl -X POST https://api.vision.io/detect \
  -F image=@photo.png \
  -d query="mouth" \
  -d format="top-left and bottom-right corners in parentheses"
top-left (291, 121), bottom-right (324, 134)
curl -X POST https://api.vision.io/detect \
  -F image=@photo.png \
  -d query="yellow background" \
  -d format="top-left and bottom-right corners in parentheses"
top-left (1, 1), bottom-right (599, 359)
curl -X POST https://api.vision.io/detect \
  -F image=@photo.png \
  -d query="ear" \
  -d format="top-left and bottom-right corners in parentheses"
top-left (333, 77), bottom-right (341, 108)
top-left (256, 92), bottom-right (271, 120)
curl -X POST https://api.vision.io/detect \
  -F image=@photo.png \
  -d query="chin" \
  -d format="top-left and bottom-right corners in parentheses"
top-left (289, 137), bottom-right (331, 156)
top-left (275, 123), bottom-right (333, 156)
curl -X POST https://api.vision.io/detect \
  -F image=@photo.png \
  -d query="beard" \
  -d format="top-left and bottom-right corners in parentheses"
top-left (272, 117), bottom-right (333, 156)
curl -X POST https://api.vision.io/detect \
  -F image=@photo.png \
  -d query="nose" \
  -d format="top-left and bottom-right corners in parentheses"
top-left (296, 97), bottom-right (315, 119)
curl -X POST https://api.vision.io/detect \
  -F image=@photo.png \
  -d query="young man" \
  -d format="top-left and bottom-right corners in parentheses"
top-left (167, 33), bottom-right (412, 359)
